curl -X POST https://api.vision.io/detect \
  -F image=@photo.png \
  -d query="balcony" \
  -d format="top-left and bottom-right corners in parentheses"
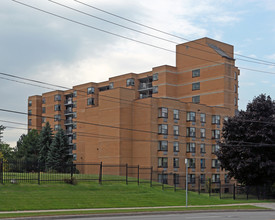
top-left (64, 109), bottom-right (73, 115)
top-left (65, 99), bottom-right (73, 106)
top-left (64, 119), bottom-right (73, 125)
top-left (66, 129), bottom-right (73, 135)
top-left (138, 82), bottom-right (152, 91)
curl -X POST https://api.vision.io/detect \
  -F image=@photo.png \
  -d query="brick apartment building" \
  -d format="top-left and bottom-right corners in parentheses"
top-left (28, 37), bottom-right (239, 186)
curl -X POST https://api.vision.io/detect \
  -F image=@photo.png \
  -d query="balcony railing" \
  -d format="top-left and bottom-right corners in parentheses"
top-left (65, 119), bottom-right (73, 125)
top-left (65, 109), bottom-right (73, 115)
top-left (65, 99), bottom-right (73, 105)
top-left (138, 83), bottom-right (152, 90)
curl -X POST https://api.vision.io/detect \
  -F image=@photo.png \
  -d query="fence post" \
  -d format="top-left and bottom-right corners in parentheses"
top-left (37, 162), bottom-right (40, 185)
top-left (208, 178), bottom-right (211, 197)
top-left (198, 175), bottom-right (200, 195)
top-left (150, 166), bottom-right (153, 187)
top-left (99, 162), bottom-right (102, 185)
top-left (161, 170), bottom-right (164, 191)
top-left (137, 165), bottom-right (140, 185)
top-left (0, 159), bottom-right (3, 184)
top-left (233, 184), bottom-right (236, 200)
top-left (219, 180), bottom-right (222, 199)
top-left (126, 163), bottom-right (128, 185)
top-left (70, 162), bottom-right (74, 181)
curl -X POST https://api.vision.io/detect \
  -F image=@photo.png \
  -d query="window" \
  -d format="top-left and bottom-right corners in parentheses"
top-left (192, 82), bottom-right (200, 91)
top-left (87, 98), bottom-right (95, 106)
top-left (212, 144), bottom-right (220, 153)
top-left (158, 124), bottom-right (168, 135)
top-left (28, 110), bottom-right (32, 115)
top-left (188, 174), bottom-right (196, 184)
top-left (73, 154), bottom-right (77, 161)
top-left (54, 124), bottom-right (61, 131)
top-left (42, 107), bottom-right (46, 114)
top-left (234, 84), bottom-right (237, 93)
top-left (212, 159), bottom-right (220, 168)
top-left (192, 69), bottom-right (200, 77)
top-left (158, 141), bottom-right (168, 151)
top-left (54, 114), bottom-right (61, 122)
top-left (173, 125), bottom-right (179, 136)
top-left (200, 159), bottom-right (206, 168)
top-left (234, 71), bottom-right (237, 80)
top-left (225, 174), bottom-right (230, 183)
top-left (73, 122), bottom-right (77, 129)
top-left (73, 144), bottom-right (77, 150)
top-left (126, 78), bottom-right (135, 86)
top-left (186, 143), bottom-right (196, 153)
top-left (173, 142), bottom-right (179, 152)
top-left (54, 104), bottom-right (61, 111)
top-left (173, 158), bottom-right (179, 168)
top-left (153, 73), bottom-right (158, 81)
top-left (42, 97), bottom-right (46, 104)
top-left (73, 101), bottom-right (77, 108)
top-left (212, 115), bottom-right (220, 124)
top-left (28, 119), bottom-right (32, 125)
top-left (186, 127), bottom-right (196, 137)
top-left (187, 158), bottom-right (195, 168)
top-left (200, 144), bottom-right (206, 153)
top-left (54, 94), bottom-right (61, 101)
top-left (234, 97), bottom-right (237, 106)
top-left (173, 109), bottom-right (179, 120)
top-left (200, 174), bottom-right (206, 184)
top-left (158, 174), bottom-right (168, 184)
top-left (187, 112), bottom-right (196, 121)
top-left (212, 130), bottom-right (220, 139)
top-left (73, 112), bottom-right (77, 118)
top-left (73, 133), bottom-right (77, 140)
top-left (224, 116), bottom-right (229, 122)
top-left (87, 87), bottom-right (95, 94)
top-left (158, 107), bottom-right (168, 118)
top-left (109, 82), bottom-right (114, 89)
top-left (73, 91), bottom-right (77, 97)
top-left (192, 96), bottom-right (200, 103)
top-left (158, 157), bottom-right (168, 168)
top-left (28, 100), bottom-right (32, 107)
top-left (200, 128), bottom-right (206, 138)
top-left (152, 86), bottom-right (158, 94)
top-left (174, 174), bottom-right (179, 185)
top-left (200, 113), bottom-right (206, 123)
top-left (42, 117), bottom-right (46, 123)
top-left (212, 174), bottom-right (220, 183)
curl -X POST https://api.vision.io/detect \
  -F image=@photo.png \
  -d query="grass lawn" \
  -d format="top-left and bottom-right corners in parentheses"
top-left (0, 182), bottom-right (270, 212)
top-left (0, 205), bottom-right (269, 219)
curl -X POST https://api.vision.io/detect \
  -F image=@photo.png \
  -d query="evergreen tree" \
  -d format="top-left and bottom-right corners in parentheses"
top-left (217, 94), bottom-right (275, 186)
top-left (46, 129), bottom-right (70, 172)
top-left (0, 125), bottom-right (5, 142)
top-left (14, 130), bottom-right (40, 171)
top-left (38, 122), bottom-right (53, 171)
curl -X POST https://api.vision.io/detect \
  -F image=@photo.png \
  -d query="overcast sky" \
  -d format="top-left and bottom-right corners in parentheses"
top-left (1, 0), bottom-right (275, 147)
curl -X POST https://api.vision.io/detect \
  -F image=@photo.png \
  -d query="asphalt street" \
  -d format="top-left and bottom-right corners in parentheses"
top-left (57, 211), bottom-right (275, 220)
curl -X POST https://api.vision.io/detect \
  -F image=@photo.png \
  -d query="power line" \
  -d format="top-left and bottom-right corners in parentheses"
top-left (73, 0), bottom-right (275, 66)
top-left (12, 0), bottom-right (275, 75)
top-left (48, 0), bottom-right (275, 67)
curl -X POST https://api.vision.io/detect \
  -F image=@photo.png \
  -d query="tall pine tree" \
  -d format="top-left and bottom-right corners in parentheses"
top-left (38, 122), bottom-right (53, 171)
top-left (46, 128), bottom-right (70, 172)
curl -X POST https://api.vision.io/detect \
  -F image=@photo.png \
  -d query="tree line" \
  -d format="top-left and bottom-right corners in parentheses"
top-left (0, 122), bottom-right (71, 172)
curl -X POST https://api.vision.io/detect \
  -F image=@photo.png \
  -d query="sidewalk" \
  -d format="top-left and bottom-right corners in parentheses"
top-left (0, 203), bottom-right (274, 214)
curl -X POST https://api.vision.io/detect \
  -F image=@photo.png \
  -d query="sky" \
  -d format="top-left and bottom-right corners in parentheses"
top-left (1, 0), bottom-right (275, 147)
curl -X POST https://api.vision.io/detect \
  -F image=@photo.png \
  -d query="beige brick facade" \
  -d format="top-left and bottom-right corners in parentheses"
top-left (28, 37), bottom-right (239, 186)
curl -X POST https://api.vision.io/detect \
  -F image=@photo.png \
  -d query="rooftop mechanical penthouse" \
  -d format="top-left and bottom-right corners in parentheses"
top-left (28, 37), bottom-right (239, 187)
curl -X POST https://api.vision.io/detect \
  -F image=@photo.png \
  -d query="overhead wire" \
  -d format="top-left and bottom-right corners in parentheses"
top-left (73, 0), bottom-right (275, 66)
top-left (11, 0), bottom-right (275, 75)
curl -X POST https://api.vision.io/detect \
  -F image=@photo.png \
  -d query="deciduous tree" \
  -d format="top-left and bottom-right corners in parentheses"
top-left (217, 94), bottom-right (275, 186)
